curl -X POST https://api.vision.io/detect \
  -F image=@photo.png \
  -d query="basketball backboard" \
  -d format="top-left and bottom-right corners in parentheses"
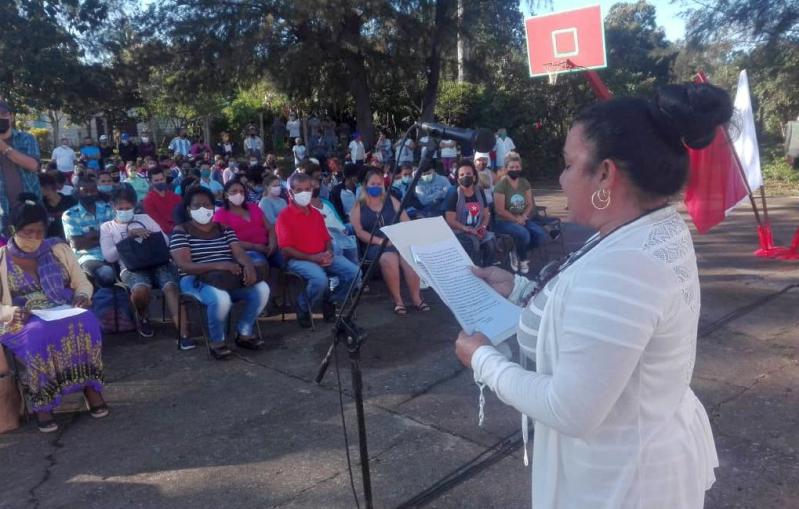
top-left (524, 5), bottom-right (607, 79)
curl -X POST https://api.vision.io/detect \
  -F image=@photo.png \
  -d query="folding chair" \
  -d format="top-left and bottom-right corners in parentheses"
top-left (178, 291), bottom-right (264, 358)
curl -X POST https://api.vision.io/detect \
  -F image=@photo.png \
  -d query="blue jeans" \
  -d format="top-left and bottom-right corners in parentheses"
top-left (493, 219), bottom-right (548, 257)
top-left (179, 276), bottom-right (270, 343)
top-left (286, 255), bottom-right (361, 314)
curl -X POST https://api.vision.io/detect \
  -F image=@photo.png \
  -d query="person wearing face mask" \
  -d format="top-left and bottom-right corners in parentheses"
top-left (100, 186), bottom-right (186, 341)
top-left (493, 127), bottom-right (516, 169)
top-left (215, 131), bottom-right (236, 158)
top-left (98, 134), bottom-right (114, 168)
top-left (351, 170), bottom-right (428, 315)
top-left (198, 163), bottom-right (224, 199)
top-left (492, 152), bottom-right (549, 275)
top-left (79, 136), bottom-right (101, 171)
top-left (222, 159), bottom-right (240, 184)
top-left (276, 173), bottom-right (361, 329)
top-left (244, 125), bottom-right (264, 160)
top-left (308, 170), bottom-right (357, 265)
top-left (62, 178), bottom-right (118, 287)
top-left (213, 179), bottom-right (278, 282)
top-left (330, 164), bottom-right (360, 224)
top-left (286, 114), bottom-right (301, 147)
top-left (137, 132), bottom-right (157, 159)
top-left (170, 187), bottom-right (269, 357)
top-left (51, 137), bottom-right (76, 178)
top-left (123, 163), bottom-right (151, 204)
top-left (0, 197), bottom-right (108, 433)
top-left (168, 128), bottom-right (191, 157)
top-left (390, 163), bottom-right (414, 201)
top-left (413, 166), bottom-right (451, 218)
top-left (444, 161), bottom-right (496, 267)
top-left (39, 173), bottom-right (77, 239)
top-left (142, 167), bottom-right (183, 234)
top-left (473, 152), bottom-right (494, 205)
top-left (106, 163), bottom-right (122, 185)
top-left (117, 133), bottom-right (138, 163)
top-left (258, 175), bottom-right (287, 226)
top-left (0, 101), bottom-right (43, 236)
top-left (95, 171), bottom-right (116, 204)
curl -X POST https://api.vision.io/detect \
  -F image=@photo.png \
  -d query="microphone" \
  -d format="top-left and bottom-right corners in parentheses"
top-left (416, 122), bottom-right (495, 153)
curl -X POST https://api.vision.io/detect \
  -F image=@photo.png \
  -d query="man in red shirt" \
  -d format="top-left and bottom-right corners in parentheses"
top-left (142, 167), bottom-right (182, 234)
top-left (277, 172), bottom-right (360, 328)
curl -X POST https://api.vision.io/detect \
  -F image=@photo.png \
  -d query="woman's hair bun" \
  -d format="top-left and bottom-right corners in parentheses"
top-left (650, 83), bottom-right (733, 150)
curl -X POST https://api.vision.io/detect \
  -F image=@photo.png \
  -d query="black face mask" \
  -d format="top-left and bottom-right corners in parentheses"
top-left (79, 195), bottom-right (97, 208)
top-left (0, 118), bottom-right (9, 134)
top-left (507, 170), bottom-right (521, 180)
top-left (458, 176), bottom-right (474, 188)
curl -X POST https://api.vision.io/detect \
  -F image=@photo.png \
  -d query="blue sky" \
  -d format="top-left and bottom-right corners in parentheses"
top-left (520, 0), bottom-right (686, 42)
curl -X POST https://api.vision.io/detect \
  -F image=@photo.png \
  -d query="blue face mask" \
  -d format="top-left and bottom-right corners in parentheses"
top-left (98, 184), bottom-right (114, 194)
top-left (116, 209), bottom-right (135, 223)
top-left (366, 185), bottom-right (383, 198)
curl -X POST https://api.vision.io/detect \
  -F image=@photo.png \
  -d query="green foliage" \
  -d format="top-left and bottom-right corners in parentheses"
top-left (435, 81), bottom-right (485, 126)
top-left (29, 128), bottom-right (52, 155)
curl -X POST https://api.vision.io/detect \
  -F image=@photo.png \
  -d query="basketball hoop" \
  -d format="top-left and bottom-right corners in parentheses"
top-left (543, 61), bottom-right (573, 85)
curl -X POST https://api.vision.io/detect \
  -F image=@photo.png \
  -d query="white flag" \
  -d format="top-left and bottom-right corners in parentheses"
top-left (732, 70), bottom-right (763, 191)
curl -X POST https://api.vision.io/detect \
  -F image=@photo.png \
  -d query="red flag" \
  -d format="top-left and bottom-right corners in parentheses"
top-left (683, 73), bottom-right (748, 233)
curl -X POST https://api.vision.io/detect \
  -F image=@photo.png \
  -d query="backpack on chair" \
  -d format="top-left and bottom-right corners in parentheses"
top-left (92, 286), bottom-right (136, 333)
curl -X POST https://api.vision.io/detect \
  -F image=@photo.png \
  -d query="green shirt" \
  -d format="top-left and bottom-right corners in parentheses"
top-left (494, 176), bottom-right (531, 217)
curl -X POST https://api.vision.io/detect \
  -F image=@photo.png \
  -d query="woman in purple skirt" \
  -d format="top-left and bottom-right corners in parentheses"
top-left (0, 197), bottom-right (107, 433)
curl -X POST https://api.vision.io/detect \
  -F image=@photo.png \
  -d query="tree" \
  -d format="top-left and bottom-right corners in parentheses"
top-left (600, 1), bottom-right (678, 97)
top-left (685, 0), bottom-right (799, 47)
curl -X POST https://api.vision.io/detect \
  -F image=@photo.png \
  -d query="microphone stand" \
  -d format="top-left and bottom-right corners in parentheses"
top-left (315, 127), bottom-right (439, 509)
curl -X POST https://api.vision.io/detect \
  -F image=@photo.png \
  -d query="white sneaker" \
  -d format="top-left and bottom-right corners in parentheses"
top-left (509, 251), bottom-right (519, 273)
top-left (520, 260), bottom-right (530, 274)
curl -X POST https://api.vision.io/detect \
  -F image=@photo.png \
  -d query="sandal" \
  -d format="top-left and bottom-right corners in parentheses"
top-left (36, 415), bottom-right (58, 433)
top-left (414, 301), bottom-right (431, 312)
top-left (393, 304), bottom-right (408, 316)
top-left (209, 344), bottom-right (233, 360)
top-left (235, 334), bottom-right (264, 351)
top-left (87, 403), bottom-right (110, 419)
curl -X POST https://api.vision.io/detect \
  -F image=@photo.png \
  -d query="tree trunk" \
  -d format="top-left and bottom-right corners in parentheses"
top-left (48, 110), bottom-right (60, 148)
top-left (420, 0), bottom-right (451, 123)
top-left (341, 12), bottom-right (375, 148)
top-left (457, 0), bottom-right (466, 83)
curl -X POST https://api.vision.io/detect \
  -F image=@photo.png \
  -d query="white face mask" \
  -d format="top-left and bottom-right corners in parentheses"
top-left (116, 209), bottom-right (135, 223)
top-left (228, 193), bottom-right (245, 206)
top-left (292, 190), bottom-right (312, 207)
top-left (269, 185), bottom-right (282, 196)
top-left (421, 173), bottom-right (434, 182)
top-left (190, 207), bottom-right (214, 224)
top-left (141, 137), bottom-right (150, 143)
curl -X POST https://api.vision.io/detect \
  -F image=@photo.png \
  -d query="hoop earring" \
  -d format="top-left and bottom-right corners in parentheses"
top-left (591, 188), bottom-right (611, 210)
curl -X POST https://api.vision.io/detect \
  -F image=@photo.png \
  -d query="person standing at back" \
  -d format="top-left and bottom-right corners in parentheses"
top-left (286, 114), bottom-right (301, 147)
top-left (52, 138), bottom-right (76, 179)
top-left (79, 137), bottom-right (102, 171)
top-left (493, 128), bottom-right (515, 170)
top-left (169, 128), bottom-right (191, 158)
top-left (0, 100), bottom-right (41, 235)
top-left (244, 125), bottom-right (264, 160)
top-left (137, 132), bottom-right (157, 159)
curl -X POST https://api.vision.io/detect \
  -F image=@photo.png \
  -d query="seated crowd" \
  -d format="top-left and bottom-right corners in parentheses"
top-left (2, 126), bottom-right (560, 433)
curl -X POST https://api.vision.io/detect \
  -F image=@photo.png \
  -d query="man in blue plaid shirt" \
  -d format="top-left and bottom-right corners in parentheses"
top-left (0, 100), bottom-right (41, 235)
top-left (62, 178), bottom-right (117, 287)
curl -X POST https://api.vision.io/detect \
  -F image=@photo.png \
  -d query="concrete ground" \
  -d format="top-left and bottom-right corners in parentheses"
top-left (1, 192), bottom-right (798, 509)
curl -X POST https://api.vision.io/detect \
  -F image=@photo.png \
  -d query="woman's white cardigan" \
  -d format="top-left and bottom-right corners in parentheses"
top-left (472, 206), bottom-right (717, 508)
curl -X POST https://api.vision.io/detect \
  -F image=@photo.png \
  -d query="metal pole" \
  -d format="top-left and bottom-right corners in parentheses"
top-left (722, 126), bottom-right (763, 226)
top-left (349, 349), bottom-right (373, 509)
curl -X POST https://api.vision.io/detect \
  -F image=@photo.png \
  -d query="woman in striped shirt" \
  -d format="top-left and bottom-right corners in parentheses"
top-left (170, 187), bottom-right (270, 359)
top-left (456, 84), bottom-right (733, 508)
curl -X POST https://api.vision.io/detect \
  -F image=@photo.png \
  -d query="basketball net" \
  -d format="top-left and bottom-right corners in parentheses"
top-left (543, 60), bottom-right (573, 85)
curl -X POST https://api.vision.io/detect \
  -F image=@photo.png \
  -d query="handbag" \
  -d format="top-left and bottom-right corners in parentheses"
top-left (197, 270), bottom-right (243, 292)
top-left (116, 221), bottom-right (170, 271)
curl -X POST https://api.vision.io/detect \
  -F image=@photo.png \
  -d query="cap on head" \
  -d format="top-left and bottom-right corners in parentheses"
top-left (120, 133), bottom-right (129, 141)
top-left (474, 152), bottom-right (490, 161)
top-left (99, 135), bottom-right (108, 142)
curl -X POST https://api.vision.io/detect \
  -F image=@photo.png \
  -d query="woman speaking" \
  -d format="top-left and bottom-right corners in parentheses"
top-left (456, 83), bottom-right (732, 508)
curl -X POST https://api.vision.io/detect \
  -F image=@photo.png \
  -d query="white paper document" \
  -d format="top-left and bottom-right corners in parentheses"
top-left (382, 217), bottom-right (520, 345)
top-left (31, 305), bottom-right (87, 322)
